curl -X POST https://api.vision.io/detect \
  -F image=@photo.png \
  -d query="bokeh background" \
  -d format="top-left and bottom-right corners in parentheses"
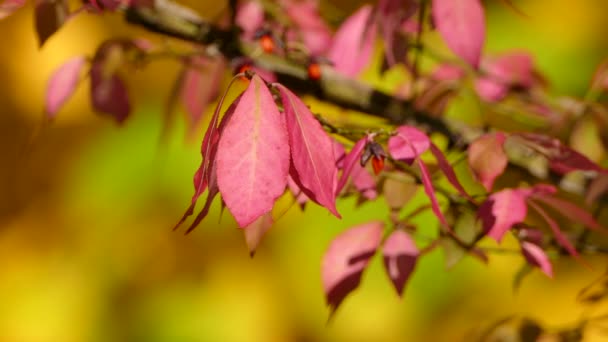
top-left (1, 0), bottom-right (608, 341)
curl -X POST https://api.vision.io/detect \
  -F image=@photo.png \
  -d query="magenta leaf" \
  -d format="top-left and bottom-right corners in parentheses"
top-left (35, 0), bottom-right (69, 47)
top-left (468, 132), bottom-right (508, 192)
top-left (350, 164), bottom-right (377, 200)
top-left (417, 158), bottom-right (449, 227)
top-left (532, 194), bottom-right (606, 232)
top-left (0, 0), bottom-right (25, 20)
top-left (479, 188), bottom-right (530, 242)
top-left (388, 126), bottom-right (430, 163)
top-left (430, 143), bottom-right (473, 201)
top-left (382, 230), bottom-right (418, 296)
top-left (243, 212), bottom-right (273, 257)
top-left (474, 77), bottom-right (508, 102)
top-left (336, 136), bottom-right (368, 195)
top-left (521, 241), bottom-right (553, 278)
top-left (45, 56), bottom-right (87, 118)
top-left (287, 175), bottom-right (309, 209)
top-left (322, 221), bottom-right (384, 313)
top-left (528, 201), bottom-right (580, 259)
top-left (432, 0), bottom-right (485, 68)
top-left (90, 63), bottom-right (131, 123)
top-left (276, 84), bottom-right (339, 217)
top-left (327, 5), bottom-right (377, 77)
top-left (216, 75), bottom-right (290, 227)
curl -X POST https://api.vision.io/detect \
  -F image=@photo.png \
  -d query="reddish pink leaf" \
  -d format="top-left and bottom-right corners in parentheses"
top-left (382, 230), bottom-right (418, 296)
top-left (388, 126), bottom-right (430, 162)
top-left (327, 5), bottom-right (377, 77)
top-left (244, 212), bottom-right (273, 257)
top-left (528, 201), bottom-right (580, 259)
top-left (521, 241), bottom-right (553, 278)
top-left (90, 62), bottom-right (131, 123)
top-left (533, 195), bottom-right (606, 232)
top-left (276, 84), bottom-right (339, 217)
top-left (336, 136), bottom-right (368, 195)
top-left (0, 0), bottom-right (25, 19)
top-left (216, 75), bottom-right (290, 227)
top-left (45, 56), bottom-right (86, 118)
top-left (417, 159), bottom-right (449, 227)
top-left (322, 221), bottom-right (384, 312)
top-left (35, 0), bottom-right (69, 47)
top-left (486, 53), bottom-right (535, 87)
top-left (479, 188), bottom-right (530, 242)
top-left (181, 57), bottom-right (226, 125)
top-left (468, 132), bottom-right (508, 192)
top-left (432, 0), bottom-right (485, 68)
top-left (430, 143), bottom-right (473, 201)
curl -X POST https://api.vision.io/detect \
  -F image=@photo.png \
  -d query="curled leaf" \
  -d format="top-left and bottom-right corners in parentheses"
top-left (478, 188), bottom-right (530, 242)
top-left (388, 126), bottom-right (430, 162)
top-left (322, 221), bottom-right (384, 313)
top-left (521, 241), bottom-right (553, 278)
top-left (382, 230), bottom-right (418, 296)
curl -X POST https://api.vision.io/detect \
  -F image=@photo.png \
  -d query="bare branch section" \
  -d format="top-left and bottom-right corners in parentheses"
top-left (124, 3), bottom-right (460, 144)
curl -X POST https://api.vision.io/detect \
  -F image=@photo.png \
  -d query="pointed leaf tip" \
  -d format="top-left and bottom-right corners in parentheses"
top-left (244, 213), bottom-right (273, 256)
top-left (46, 56), bottom-right (86, 118)
top-left (383, 230), bottom-right (418, 296)
top-left (432, 0), bottom-right (485, 68)
top-left (216, 75), bottom-right (289, 227)
top-left (276, 84), bottom-right (339, 217)
top-left (322, 221), bottom-right (384, 312)
top-left (521, 242), bottom-right (553, 278)
top-left (479, 188), bottom-right (529, 242)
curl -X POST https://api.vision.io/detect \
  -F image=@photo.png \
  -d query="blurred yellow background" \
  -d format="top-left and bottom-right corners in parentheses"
top-left (1, 0), bottom-right (608, 341)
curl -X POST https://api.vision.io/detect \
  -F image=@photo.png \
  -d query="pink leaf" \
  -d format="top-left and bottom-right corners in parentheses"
top-left (431, 64), bottom-right (465, 81)
top-left (417, 159), bottom-right (449, 227)
top-left (45, 56), bottom-right (86, 118)
top-left (276, 84), bottom-right (339, 217)
top-left (0, 0), bottom-right (26, 20)
top-left (388, 126), bottom-right (430, 163)
top-left (430, 143), bottom-right (473, 201)
top-left (474, 77), bottom-right (508, 102)
top-left (90, 62), bottom-right (131, 123)
top-left (468, 132), bottom-right (508, 192)
top-left (479, 188), bottom-right (530, 242)
top-left (382, 230), bottom-right (418, 296)
top-left (327, 5), bottom-right (377, 77)
top-left (336, 136), bottom-right (368, 195)
top-left (35, 0), bottom-right (69, 47)
top-left (181, 57), bottom-right (226, 125)
top-left (521, 241), bottom-right (553, 278)
top-left (243, 212), bottom-right (273, 257)
top-left (322, 221), bottom-right (384, 312)
top-left (432, 0), bottom-right (485, 68)
top-left (528, 201), bottom-right (580, 259)
top-left (216, 75), bottom-right (290, 227)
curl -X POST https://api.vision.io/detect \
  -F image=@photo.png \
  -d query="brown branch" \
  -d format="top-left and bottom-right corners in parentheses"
top-left (124, 3), bottom-right (461, 145)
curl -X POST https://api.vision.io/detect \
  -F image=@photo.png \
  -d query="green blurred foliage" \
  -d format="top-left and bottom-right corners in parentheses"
top-left (1, 0), bottom-right (608, 341)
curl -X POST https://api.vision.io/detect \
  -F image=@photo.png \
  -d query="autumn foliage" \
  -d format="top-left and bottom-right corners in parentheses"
top-left (7, 0), bottom-right (608, 328)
